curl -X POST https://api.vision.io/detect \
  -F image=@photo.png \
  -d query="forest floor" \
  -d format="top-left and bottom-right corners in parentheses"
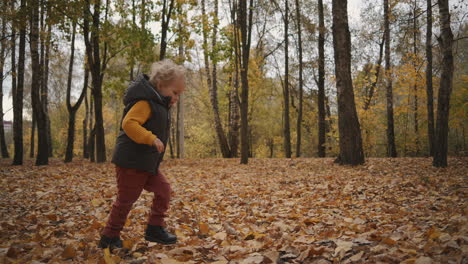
top-left (0, 157), bottom-right (467, 264)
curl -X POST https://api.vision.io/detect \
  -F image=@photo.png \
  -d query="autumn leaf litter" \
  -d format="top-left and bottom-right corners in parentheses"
top-left (0, 157), bottom-right (466, 263)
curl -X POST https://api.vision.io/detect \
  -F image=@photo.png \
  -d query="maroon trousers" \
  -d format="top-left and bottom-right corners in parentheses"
top-left (101, 165), bottom-right (172, 238)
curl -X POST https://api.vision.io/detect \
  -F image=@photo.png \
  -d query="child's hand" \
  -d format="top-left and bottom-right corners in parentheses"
top-left (152, 138), bottom-right (165, 153)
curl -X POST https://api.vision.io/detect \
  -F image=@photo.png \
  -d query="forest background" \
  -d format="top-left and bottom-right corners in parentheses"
top-left (0, 0), bottom-right (467, 164)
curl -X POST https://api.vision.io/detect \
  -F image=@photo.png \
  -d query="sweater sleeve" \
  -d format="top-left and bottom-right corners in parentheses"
top-left (121, 100), bottom-right (157, 146)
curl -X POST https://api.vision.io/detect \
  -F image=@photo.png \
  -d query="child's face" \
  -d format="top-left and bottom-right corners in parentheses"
top-left (158, 77), bottom-right (185, 107)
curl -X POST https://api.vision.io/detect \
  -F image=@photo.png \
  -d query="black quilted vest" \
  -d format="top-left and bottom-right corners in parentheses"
top-left (111, 74), bottom-right (172, 175)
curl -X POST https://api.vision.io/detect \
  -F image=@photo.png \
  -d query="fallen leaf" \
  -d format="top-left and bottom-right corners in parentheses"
top-left (213, 232), bottom-right (227, 240)
top-left (349, 251), bottom-right (364, 262)
top-left (199, 222), bottom-right (210, 235)
top-left (103, 248), bottom-right (115, 264)
top-left (61, 245), bottom-right (77, 259)
top-left (414, 256), bottom-right (433, 264)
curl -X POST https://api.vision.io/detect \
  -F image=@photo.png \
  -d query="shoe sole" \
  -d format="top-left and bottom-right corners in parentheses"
top-left (144, 235), bottom-right (177, 245)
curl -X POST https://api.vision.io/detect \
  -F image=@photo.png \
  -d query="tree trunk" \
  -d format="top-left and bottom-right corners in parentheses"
top-left (0, 6), bottom-right (9, 158)
top-left (325, 95), bottom-right (333, 152)
top-left (228, 82), bottom-right (240, 157)
top-left (12, 0), bottom-right (25, 165)
top-left (169, 109), bottom-right (175, 158)
top-left (39, 0), bottom-right (51, 158)
top-left (384, 0), bottom-right (397, 157)
top-left (268, 138), bottom-right (274, 158)
top-left (65, 113), bottom-right (76, 162)
top-left (364, 31), bottom-right (385, 111)
top-left (83, 90), bottom-right (88, 158)
top-left (317, 0), bottom-right (326, 158)
top-left (65, 23), bottom-right (88, 163)
top-left (176, 95), bottom-right (184, 158)
top-left (412, 4), bottom-right (419, 155)
top-left (283, 0), bottom-right (291, 158)
top-left (208, 0), bottom-right (231, 157)
top-left (331, 0), bottom-right (365, 165)
top-left (83, 0), bottom-right (106, 163)
top-left (30, 112), bottom-right (35, 158)
top-left (159, 0), bottom-right (175, 60)
top-left (44, 22), bottom-right (52, 157)
top-left (64, 22), bottom-right (76, 163)
top-left (295, 0), bottom-right (303, 157)
top-left (433, 0), bottom-right (454, 167)
top-left (141, 0), bottom-right (145, 29)
top-left (425, 0), bottom-right (435, 156)
top-left (201, 0), bottom-right (212, 89)
top-left (30, 0), bottom-right (48, 165)
top-left (129, 0), bottom-right (136, 81)
top-left (238, 0), bottom-right (253, 164)
top-left (88, 94), bottom-right (95, 161)
top-left (176, 31), bottom-right (185, 158)
top-left (228, 0), bottom-right (240, 158)
top-left (89, 125), bottom-right (96, 162)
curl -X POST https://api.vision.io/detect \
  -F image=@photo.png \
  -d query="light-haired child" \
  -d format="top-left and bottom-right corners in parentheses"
top-left (98, 59), bottom-right (186, 249)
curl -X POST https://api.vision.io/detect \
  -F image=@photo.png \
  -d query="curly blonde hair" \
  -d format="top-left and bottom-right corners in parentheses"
top-left (149, 59), bottom-right (186, 88)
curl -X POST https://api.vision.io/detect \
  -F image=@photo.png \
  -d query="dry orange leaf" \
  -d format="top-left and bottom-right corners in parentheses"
top-left (381, 237), bottom-right (397, 246)
top-left (46, 214), bottom-right (57, 221)
top-left (304, 218), bottom-right (321, 225)
top-left (199, 222), bottom-right (209, 235)
top-left (103, 248), bottom-right (115, 264)
top-left (61, 245), bottom-right (77, 259)
top-left (122, 239), bottom-right (134, 249)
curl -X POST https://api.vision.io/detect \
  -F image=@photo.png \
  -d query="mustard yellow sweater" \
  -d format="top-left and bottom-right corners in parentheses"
top-left (122, 100), bottom-right (157, 146)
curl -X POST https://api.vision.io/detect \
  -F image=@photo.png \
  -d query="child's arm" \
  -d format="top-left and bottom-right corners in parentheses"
top-left (121, 100), bottom-right (157, 146)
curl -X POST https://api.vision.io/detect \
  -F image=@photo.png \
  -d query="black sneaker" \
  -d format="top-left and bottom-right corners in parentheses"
top-left (98, 234), bottom-right (123, 250)
top-left (144, 224), bottom-right (177, 244)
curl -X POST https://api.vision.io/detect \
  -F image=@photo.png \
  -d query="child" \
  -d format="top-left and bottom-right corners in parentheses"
top-left (98, 59), bottom-right (186, 250)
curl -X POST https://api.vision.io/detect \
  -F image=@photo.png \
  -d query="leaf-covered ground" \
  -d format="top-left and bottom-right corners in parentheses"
top-left (0, 157), bottom-right (467, 264)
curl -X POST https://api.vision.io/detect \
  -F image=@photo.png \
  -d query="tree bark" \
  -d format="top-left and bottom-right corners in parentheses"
top-left (83, 89), bottom-right (89, 158)
top-left (30, 0), bottom-right (48, 165)
top-left (317, 0), bottom-right (326, 157)
top-left (295, 0), bottom-right (303, 157)
top-left (228, 85), bottom-right (240, 157)
top-left (425, 0), bottom-right (435, 156)
top-left (65, 23), bottom-right (87, 163)
top-left (176, 95), bottom-right (184, 158)
top-left (159, 0), bottom-right (175, 60)
top-left (238, 0), bottom-right (253, 164)
top-left (89, 125), bottom-right (96, 162)
top-left (176, 25), bottom-right (185, 158)
top-left (83, 0), bottom-right (106, 162)
top-left (208, 0), bottom-right (231, 158)
top-left (30, 112), bottom-right (35, 158)
top-left (331, 0), bottom-right (365, 165)
top-left (363, 31), bottom-right (385, 111)
top-left (325, 95), bottom-right (333, 152)
top-left (88, 95), bottom-right (95, 161)
top-left (44, 22), bottom-right (52, 157)
top-left (0, 5), bottom-right (9, 158)
top-left (384, 0), bottom-right (397, 157)
top-left (168, 109), bottom-right (175, 158)
top-left (12, 0), bottom-right (25, 165)
top-left (40, 0), bottom-right (52, 158)
top-left (412, 3), bottom-right (419, 155)
top-left (433, 0), bottom-right (454, 167)
top-left (64, 22), bottom-right (76, 163)
top-left (141, 0), bottom-right (146, 30)
top-left (283, 0), bottom-right (291, 158)
top-left (228, 0), bottom-right (240, 158)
